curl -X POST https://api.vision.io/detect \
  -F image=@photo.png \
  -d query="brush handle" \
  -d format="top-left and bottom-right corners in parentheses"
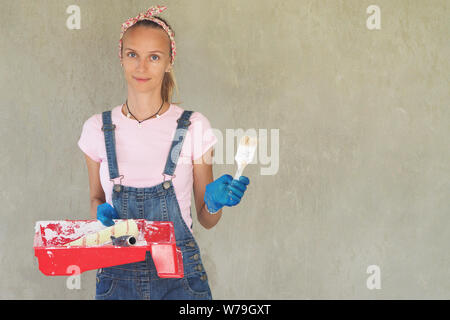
top-left (234, 163), bottom-right (247, 180)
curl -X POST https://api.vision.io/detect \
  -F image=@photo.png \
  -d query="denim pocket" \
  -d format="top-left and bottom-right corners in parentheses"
top-left (95, 273), bottom-right (117, 299)
top-left (182, 274), bottom-right (211, 297)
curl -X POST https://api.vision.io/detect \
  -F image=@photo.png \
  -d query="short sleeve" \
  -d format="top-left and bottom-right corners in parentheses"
top-left (77, 115), bottom-right (102, 163)
top-left (188, 111), bottom-right (218, 161)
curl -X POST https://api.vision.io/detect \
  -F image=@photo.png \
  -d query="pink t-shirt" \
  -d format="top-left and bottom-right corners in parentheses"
top-left (77, 103), bottom-right (217, 233)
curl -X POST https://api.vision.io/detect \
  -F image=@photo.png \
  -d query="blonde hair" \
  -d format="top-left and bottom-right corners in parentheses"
top-left (122, 18), bottom-right (182, 105)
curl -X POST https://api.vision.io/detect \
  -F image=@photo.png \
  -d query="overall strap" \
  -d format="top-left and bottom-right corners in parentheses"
top-left (101, 111), bottom-right (123, 184)
top-left (163, 110), bottom-right (194, 178)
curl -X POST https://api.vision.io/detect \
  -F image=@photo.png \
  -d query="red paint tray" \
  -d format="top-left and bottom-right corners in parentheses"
top-left (34, 219), bottom-right (184, 278)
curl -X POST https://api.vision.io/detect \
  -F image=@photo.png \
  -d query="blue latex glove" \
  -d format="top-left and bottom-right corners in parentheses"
top-left (204, 174), bottom-right (250, 214)
top-left (97, 203), bottom-right (119, 227)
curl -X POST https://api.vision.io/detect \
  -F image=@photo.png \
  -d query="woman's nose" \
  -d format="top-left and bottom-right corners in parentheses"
top-left (136, 58), bottom-right (149, 71)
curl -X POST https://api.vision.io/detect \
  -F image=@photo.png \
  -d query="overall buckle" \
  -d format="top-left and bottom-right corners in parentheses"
top-left (162, 173), bottom-right (176, 189)
top-left (176, 118), bottom-right (191, 127)
top-left (101, 124), bottom-right (116, 131)
top-left (110, 175), bottom-right (124, 192)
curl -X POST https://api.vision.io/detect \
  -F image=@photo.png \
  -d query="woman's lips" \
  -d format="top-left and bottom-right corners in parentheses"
top-left (133, 76), bottom-right (150, 82)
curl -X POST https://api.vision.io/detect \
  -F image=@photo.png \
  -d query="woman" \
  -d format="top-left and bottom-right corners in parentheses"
top-left (77, 6), bottom-right (250, 300)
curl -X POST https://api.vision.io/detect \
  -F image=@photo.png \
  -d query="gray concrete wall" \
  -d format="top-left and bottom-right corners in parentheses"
top-left (0, 0), bottom-right (448, 299)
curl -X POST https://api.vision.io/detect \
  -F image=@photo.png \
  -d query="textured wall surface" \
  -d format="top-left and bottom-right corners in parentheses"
top-left (0, 0), bottom-right (448, 299)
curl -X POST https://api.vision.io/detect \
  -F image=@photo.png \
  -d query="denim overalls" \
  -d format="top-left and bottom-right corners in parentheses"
top-left (94, 109), bottom-right (212, 300)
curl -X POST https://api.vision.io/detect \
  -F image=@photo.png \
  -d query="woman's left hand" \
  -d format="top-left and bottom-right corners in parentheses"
top-left (204, 174), bottom-right (250, 213)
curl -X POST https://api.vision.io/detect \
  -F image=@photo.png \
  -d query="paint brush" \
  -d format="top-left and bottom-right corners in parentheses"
top-left (234, 135), bottom-right (257, 180)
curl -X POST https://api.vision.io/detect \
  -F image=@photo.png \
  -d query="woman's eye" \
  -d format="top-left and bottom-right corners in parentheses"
top-left (126, 53), bottom-right (159, 61)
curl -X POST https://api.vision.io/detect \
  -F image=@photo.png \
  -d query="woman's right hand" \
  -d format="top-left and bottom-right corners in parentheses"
top-left (97, 203), bottom-right (119, 227)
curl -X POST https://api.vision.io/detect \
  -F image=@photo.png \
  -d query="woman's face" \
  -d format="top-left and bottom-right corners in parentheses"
top-left (121, 26), bottom-right (171, 92)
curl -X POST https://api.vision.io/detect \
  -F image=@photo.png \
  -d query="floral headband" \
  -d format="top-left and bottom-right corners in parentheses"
top-left (119, 5), bottom-right (176, 66)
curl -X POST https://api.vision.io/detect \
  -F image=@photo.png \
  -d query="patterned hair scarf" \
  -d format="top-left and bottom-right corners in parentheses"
top-left (119, 5), bottom-right (176, 66)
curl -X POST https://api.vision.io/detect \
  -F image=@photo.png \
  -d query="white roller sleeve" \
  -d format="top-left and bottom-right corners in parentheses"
top-left (64, 220), bottom-right (139, 247)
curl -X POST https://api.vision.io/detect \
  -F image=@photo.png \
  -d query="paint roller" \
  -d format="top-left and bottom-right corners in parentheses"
top-left (63, 220), bottom-right (139, 247)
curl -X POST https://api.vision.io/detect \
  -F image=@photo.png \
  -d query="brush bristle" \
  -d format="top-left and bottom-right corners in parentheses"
top-left (239, 135), bottom-right (257, 147)
top-left (235, 135), bottom-right (258, 165)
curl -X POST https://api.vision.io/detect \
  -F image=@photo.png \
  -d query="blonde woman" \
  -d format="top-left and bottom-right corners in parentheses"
top-left (78, 6), bottom-right (250, 300)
